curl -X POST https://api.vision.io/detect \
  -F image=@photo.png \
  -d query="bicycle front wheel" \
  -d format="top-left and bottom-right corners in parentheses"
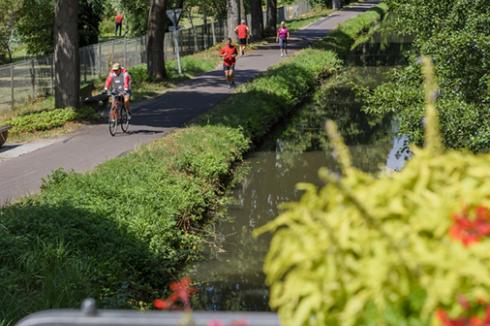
top-left (108, 109), bottom-right (118, 136)
top-left (120, 107), bottom-right (129, 133)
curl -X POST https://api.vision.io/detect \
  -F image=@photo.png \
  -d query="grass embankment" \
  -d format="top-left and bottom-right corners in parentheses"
top-left (0, 3), bottom-right (387, 324)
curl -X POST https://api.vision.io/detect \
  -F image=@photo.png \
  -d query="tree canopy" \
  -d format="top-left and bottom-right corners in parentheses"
top-left (364, 0), bottom-right (490, 152)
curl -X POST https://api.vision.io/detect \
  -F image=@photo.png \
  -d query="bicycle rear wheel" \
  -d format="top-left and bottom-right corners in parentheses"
top-left (120, 107), bottom-right (129, 133)
top-left (108, 108), bottom-right (118, 136)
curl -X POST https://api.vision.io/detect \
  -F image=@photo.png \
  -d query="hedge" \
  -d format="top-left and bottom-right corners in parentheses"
top-left (0, 4), bottom-right (386, 324)
top-left (4, 107), bottom-right (98, 135)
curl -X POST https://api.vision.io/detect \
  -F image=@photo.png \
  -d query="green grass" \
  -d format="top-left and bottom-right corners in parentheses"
top-left (0, 4), bottom-right (387, 324)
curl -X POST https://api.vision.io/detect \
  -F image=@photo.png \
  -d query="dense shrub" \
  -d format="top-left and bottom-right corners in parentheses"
top-left (6, 107), bottom-right (98, 135)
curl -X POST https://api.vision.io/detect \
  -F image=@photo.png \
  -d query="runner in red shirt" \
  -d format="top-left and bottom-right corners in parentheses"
top-left (220, 38), bottom-right (238, 88)
top-left (234, 20), bottom-right (250, 56)
top-left (115, 13), bottom-right (124, 36)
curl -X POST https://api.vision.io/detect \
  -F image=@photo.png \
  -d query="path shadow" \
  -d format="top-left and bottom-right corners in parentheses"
top-left (0, 144), bottom-right (21, 154)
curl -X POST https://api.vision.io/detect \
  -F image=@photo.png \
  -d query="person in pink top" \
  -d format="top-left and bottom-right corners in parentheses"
top-left (276, 21), bottom-right (290, 57)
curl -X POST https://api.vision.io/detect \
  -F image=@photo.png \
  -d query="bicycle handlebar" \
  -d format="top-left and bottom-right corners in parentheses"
top-left (110, 91), bottom-right (127, 96)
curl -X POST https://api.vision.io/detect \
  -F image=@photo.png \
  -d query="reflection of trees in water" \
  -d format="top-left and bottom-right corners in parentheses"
top-left (275, 66), bottom-right (395, 172)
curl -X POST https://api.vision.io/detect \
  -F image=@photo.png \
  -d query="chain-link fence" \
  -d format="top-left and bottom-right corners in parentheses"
top-left (0, 1), bottom-right (311, 113)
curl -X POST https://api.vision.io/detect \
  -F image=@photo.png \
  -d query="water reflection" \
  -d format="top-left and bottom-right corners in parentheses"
top-left (190, 128), bottom-right (408, 311)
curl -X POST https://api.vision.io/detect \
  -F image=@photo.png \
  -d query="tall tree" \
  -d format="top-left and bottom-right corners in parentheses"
top-left (54, 0), bottom-right (80, 108)
top-left (227, 0), bottom-right (239, 39)
top-left (17, 0), bottom-right (103, 55)
top-left (146, 0), bottom-right (167, 81)
top-left (250, 0), bottom-right (263, 40)
top-left (266, 0), bottom-right (276, 35)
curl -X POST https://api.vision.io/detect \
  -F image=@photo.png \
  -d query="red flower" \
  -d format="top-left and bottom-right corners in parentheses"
top-left (153, 276), bottom-right (198, 311)
top-left (458, 295), bottom-right (471, 311)
top-left (437, 298), bottom-right (490, 326)
top-left (450, 206), bottom-right (490, 246)
top-left (153, 298), bottom-right (173, 310)
top-left (169, 276), bottom-right (197, 306)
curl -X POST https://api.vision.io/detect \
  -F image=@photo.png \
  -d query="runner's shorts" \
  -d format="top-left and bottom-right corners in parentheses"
top-left (223, 64), bottom-right (235, 71)
top-left (279, 38), bottom-right (287, 49)
top-left (239, 38), bottom-right (247, 45)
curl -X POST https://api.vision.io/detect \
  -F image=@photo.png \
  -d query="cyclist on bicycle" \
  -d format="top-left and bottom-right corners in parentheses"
top-left (104, 63), bottom-right (132, 119)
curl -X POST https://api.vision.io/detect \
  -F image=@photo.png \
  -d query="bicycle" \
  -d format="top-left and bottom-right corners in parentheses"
top-left (108, 91), bottom-right (129, 136)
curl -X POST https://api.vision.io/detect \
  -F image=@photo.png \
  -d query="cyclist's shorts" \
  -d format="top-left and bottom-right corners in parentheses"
top-left (223, 64), bottom-right (235, 71)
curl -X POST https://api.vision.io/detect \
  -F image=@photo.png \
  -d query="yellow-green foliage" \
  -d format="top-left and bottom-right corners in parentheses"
top-left (256, 57), bottom-right (490, 325)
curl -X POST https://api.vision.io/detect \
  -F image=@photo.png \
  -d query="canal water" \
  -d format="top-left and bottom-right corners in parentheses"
top-left (189, 33), bottom-right (411, 311)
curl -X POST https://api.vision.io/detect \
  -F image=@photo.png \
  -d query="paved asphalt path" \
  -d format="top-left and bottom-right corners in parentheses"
top-left (0, 2), bottom-right (378, 204)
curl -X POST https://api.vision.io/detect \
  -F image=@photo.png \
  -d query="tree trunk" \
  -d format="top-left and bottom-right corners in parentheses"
top-left (332, 0), bottom-right (341, 9)
top-left (146, 0), bottom-right (167, 81)
top-left (54, 0), bottom-right (80, 108)
top-left (227, 0), bottom-right (239, 39)
top-left (266, 0), bottom-right (277, 35)
top-left (239, 0), bottom-right (246, 22)
top-left (251, 0), bottom-right (263, 40)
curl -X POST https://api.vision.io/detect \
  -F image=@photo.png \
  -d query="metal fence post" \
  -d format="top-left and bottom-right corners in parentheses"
top-left (211, 20), bottom-right (217, 45)
top-left (143, 34), bottom-right (147, 63)
top-left (124, 38), bottom-right (128, 66)
top-left (50, 56), bottom-right (54, 94)
top-left (10, 64), bottom-right (14, 110)
top-left (193, 27), bottom-right (199, 52)
top-left (98, 42), bottom-right (102, 77)
top-left (31, 59), bottom-right (36, 101)
top-left (203, 23), bottom-right (208, 49)
top-left (82, 49), bottom-right (87, 83)
top-left (111, 40), bottom-right (115, 64)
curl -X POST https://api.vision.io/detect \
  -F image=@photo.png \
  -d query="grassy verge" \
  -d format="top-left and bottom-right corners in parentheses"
top-left (0, 3), bottom-right (387, 324)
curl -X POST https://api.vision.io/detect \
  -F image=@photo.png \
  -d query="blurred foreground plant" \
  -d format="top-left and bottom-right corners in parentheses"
top-left (255, 57), bottom-right (490, 325)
